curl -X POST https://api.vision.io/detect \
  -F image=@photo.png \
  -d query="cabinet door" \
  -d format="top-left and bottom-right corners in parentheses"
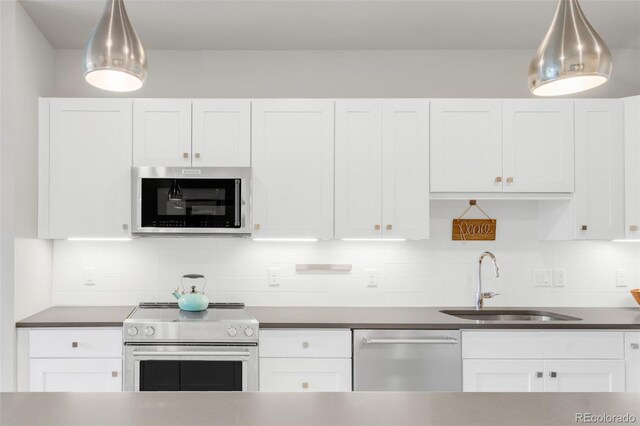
top-left (46, 99), bottom-right (132, 238)
top-left (544, 360), bottom-right (625, 392)
top-left (335, 100), bottom-right (382, 239)
top-left (382, 100), bottom-right (430, 240)
top-left (574, 100), bottom-right (624, 240)
top-left (30, 359), bottom-right (122, 392)
top-left (252, 100), bottom-right (334, 239)
top-left (192, 100), bottom-right (251, 167)
top-left (133, 99), bottom-right (192, 166)
top-left (430, 100), bottom-right (502, 192)
top-left (624, 96), bottom-right (640, 239)
top-left (502, 100), bottom-right (574, 193)
top-left (463, 359), bottom-right (544, 392)
top-left (625, 332), bottom-right (640, 392)
top-left (259, 358), bottom-right (351, 392)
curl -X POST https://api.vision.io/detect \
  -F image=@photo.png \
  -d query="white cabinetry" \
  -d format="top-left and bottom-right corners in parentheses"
top-left (625, 332), bottom-right (640, 392)
top-left (462, 331), bottom-right (625, 392)
top-left (38, 98), bottom-right (132, 239)
top-left (430, 100), bottom-right (502, 193)
top-left (22, 328), bottom-right (123, 392)
top-left (251, 100), bottom-right (334, 239)
top-left (133, 99), bottom-right (251, 167)
top-left (624, 96), bottom-right (640, 239)
top-left (335, 100), bottom-right (429, 240)
top-left (259, 329), bottom-right (352, 392)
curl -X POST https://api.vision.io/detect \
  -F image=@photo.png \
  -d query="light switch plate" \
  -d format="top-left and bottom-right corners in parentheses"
top-left (552, 269), bottom-right (566, 287)
top-left (533, 269), bottom-right (552, 287)
top-left (366, 269), bottom-right (378, 288)
top-left (83, 266), bottom-right (96, 286)
top-left (268, 267), bottom-right (279, 287)
top-left (616, 269), bottom-right (627, 287)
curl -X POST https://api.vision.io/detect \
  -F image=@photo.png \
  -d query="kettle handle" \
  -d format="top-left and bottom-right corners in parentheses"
top-left (181, 274), bottom-right (206, 292)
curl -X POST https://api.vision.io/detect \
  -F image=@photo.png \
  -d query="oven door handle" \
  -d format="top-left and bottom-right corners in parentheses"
top-left (132, 351), bottom-right (252, 357)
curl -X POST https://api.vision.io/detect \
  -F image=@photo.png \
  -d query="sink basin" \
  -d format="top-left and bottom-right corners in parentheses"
top-left (440, 309), bottom-right (582, 322)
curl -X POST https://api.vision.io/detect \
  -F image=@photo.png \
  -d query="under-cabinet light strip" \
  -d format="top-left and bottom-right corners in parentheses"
top-left (67, 238), bottom-right (132, 241)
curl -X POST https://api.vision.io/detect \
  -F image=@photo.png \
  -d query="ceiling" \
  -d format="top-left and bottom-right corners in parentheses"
top-left (20, 0), bottom-right (640, 50)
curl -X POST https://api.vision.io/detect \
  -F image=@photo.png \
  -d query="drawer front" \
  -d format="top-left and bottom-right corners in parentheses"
top-left (259, 358), bottom-right (352, 392)
top-left (462, 331), bottom-right (543, 359)
top-left (30, 329), bottom-right (123, 358)
top-left (542, 332), bottom-right (624, 359)
top-left (259, 329), bottom-right (351, 358)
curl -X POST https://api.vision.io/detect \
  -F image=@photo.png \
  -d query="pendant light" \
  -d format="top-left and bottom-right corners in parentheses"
top-left (528, 0), bottom-right (612, 96)
top-left (82, 0), bottom-right (147, 92)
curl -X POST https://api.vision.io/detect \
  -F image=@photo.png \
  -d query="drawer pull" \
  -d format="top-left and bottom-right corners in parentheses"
top-left (535, 372), bottom-right (543, 378)
top-left (631, 225), bottom-right (638, 232)
top-left (183, 152), bottom-right (189, 159)
top-left (71, 342), bottom-right (78, 348)
top-left (386, 224), bottom-right (392, 230)
top-left (374, 224), bottom-right (381, 230)
top-left (506, 177), bottom-right (514, 183)
top-left (581, 225), bottom-right (588, 231)
top-left (549, 372), bottom-right (557, 378)
top-left (194, 153), bottom-right (201, 159)
top-left (112, 371), bottom-right (118, 378)
top-left (631, 343), bottom-right (640, 350)
top-left (495, 176), bottom-right (502, 183)
top-left (302, 382), bottom-right (309, 389)
top-left (302, 342), bottom-right (309, 349)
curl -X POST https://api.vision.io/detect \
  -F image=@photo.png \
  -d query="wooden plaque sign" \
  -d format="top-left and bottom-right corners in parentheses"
top-left (452, 219), bottom-right (497, 241)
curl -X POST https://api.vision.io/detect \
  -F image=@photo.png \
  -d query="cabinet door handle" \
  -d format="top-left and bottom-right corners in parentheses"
top-left (112, 371), bottom-right (119, 378)
top-left (302, 382), bottom-right (309, 389)
top-left (495, 177), bottom-right (502, 183)
top-left (71, 342), bottom-right (78, 348)
top-left (630, 225), bottom-right (638, 232)
top-left (549, 372), bottom-right (557, 378)
top-left (183, 152), bottom-right (189, 159)
top-left (386, 224), bottom-right (393, 230)
top-left (254, 224), bottom-right (260, 230)
top-left (506, 177), bottom-right (514, 183)
top-left (194, 153), bottom-right (201, 159)
top-left (374, 224), bottom-right (381, 230)
top-left (581, 225), bottom-right (588, 231)
top-left (302, 342), bottom-right (309, 349)
top-left (535, 372), bottom-right (543, 378)
top-left (631, 343), bottom-right (639, 350)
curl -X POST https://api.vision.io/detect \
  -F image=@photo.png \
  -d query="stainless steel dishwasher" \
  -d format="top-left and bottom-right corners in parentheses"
top-left (353, 330), bottom-right (462, 391)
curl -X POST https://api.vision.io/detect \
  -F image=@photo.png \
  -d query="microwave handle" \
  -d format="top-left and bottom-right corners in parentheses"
top-left (235, 179), bottom-right (241, 226)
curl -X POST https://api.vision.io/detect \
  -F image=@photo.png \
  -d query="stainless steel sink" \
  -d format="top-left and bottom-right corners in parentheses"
top-left (440, 309), bottom-right (582, 322)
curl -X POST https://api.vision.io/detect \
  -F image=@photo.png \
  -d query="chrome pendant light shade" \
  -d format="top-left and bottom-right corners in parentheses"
top-left (528, 0), bottom-right (612, 96)
top-left (82, 0), bottom-right (147, 92)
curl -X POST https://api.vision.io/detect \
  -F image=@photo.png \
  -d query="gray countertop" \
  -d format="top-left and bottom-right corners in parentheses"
top-left (15, 306), bottom-right (136, 328)
top-left (247, 306), bottom-right (640, 329)
top-left (14, 305), bottom-right (640, 329)
top-left (2, 391), bottom-right (639, 426)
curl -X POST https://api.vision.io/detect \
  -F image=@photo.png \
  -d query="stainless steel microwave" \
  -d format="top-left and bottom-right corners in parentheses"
top-left (131, 167), bottom-right (251, 236)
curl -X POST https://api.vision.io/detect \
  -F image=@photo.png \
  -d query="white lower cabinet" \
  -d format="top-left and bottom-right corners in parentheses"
top-left (30, 358), bottom-right (122, 392)
top-left (625, 332), bottom-right (640, 392)
top-left (258, 329), bottom-right (352, 392)
top-left (462, 330), bottom-right (626, 392)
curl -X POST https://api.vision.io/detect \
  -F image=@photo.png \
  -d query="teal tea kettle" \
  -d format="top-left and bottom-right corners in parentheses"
top-left (172, 274), bottom-right (209, 311)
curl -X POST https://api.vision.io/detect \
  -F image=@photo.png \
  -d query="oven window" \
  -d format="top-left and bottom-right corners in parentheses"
top-left (140, 178), bottom-right (241, 228)
top-left (139, 360), bottom-right (243, 391)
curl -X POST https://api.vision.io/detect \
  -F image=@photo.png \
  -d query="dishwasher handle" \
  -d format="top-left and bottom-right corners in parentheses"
top-left (361, 337), bottom-right (459, 345)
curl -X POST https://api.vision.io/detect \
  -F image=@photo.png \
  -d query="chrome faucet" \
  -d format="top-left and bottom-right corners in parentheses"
top-left (476, 251), bottom-right (500, 310)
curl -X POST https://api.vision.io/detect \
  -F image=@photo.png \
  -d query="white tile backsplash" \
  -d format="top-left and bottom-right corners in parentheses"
top-left (51, 202), bottom-right (640, 307)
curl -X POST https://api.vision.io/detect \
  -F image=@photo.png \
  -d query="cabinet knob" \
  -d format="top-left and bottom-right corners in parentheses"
top-left (374, 224), bottom-right (381, 230)
top-left (194, 153), bottom-right (201, 159)
top-left (254, 224), bottom-right (260, 230)
top-left (386, 224), bottom-right (392, 230)
top-left (71, 342), bottom-right (78, 348)
top-left (506, 177), bottom-right (514, 183)
top-left (183, 152), bottom-right (189, 159)
top-left (630, 225), bottom-right (638, 232)
top-left (631, 343), bottom-right (640, 350)
top-left (302, 342), bottom-right (309, 349)
top-left (112, 371), bottom-right (119, 378)
top-left (535, 372), bottom-right (543, 378)
top-left (302, 382), bottom-right (309, 389)
top-left (495, 177), bottom-right (502, 183)
top-left (122, 224), bottom-right (128, 231)
top-left (549, 372), bottom-right (557, 378)
top-left (581, 225), bottom-right (588, 231)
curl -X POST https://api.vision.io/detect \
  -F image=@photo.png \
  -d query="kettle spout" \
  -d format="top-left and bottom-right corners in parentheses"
top-left (172, 291), bottom-right (182, 300)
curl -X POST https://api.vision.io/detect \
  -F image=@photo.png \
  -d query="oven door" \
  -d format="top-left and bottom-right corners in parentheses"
top-left (124, 344), bottom-right (258, 391)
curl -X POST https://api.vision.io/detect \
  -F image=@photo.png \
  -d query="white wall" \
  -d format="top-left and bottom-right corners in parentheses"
top-left (52, 201), bottom-right (640, 307)
top-left (0, 1), bottom-right (55, 391)
top-left (53, 48), bottom-right (640, 99)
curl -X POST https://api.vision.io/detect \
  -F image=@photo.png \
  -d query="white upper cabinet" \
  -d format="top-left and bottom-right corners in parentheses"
top-left (381, 100), bottom-right (430, 240)
top-left (335, 100), bottom-right (429, 240)
top-left (39, 98), bottom-right (132, 239)
top-left (574, 100), bottom-right (624, 240)
top-left (430, 100), bottom-right (502, 192)
top-left (624, 96), bottom-right (640, 239)
top-left (133, 99), bottom-right (192, 166)
top-left (502, 100), bottom-right (574, 193)
top-left (251, 100), bottom-right (334, 239)
top-left (192, 100), bottom-right (251, 167)
top-left (335, 101), bottom-right (383, 239)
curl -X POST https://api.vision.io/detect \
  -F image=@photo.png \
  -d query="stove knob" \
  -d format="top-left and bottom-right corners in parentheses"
top-left (127, 327), bottom-right (138, 336)
top-left (144, 326), bottom-right (155, 336)
top-left (244, 328), bottom-right (254, 337)
top-left (227, 327), bottom-right (238, 337)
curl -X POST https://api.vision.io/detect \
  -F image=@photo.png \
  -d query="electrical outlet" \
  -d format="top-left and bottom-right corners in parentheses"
top-left (616, 269), bottom-right (627, 287)
top-left (533, 269), bottom-right (552, 287)
top-left (553, 269), bottom-right (566, 287)
top-left (268, 267), bottom-right (279, 287)
top-left (83, 266), bottom-right (96, 286)
top-left (366, 269), bottom-right (378, 288)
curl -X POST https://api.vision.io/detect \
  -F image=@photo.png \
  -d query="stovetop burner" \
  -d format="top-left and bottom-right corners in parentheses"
top-left (138, 302), bottom-right (245, 309)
